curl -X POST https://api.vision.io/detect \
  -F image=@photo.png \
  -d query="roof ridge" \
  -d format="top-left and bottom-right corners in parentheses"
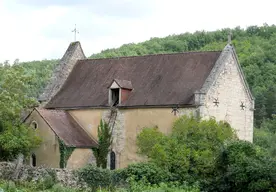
top-left (83, 50), bottom-right (222, 62)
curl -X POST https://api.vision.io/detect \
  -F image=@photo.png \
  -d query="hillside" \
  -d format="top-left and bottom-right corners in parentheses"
top-left (1, 24), bottom-right (276, 127)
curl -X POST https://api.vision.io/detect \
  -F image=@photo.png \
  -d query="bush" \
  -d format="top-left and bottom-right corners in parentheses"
top-left (1, 181), bottom-right (16, 192)
top-left (51, 183), bottom-right (78, 192)
top-left (136, 115), bottom-right (236, 184)
top-left (121, 177), bottom-right (200, 192)
top-left (36, 175), bottom-right (56, 190)
top-left (76, 164), bottom-right (112, 191)
top-left (208, 140), bottom-right (276, 192)
top-left (117, 162), bottom-right (170, 185)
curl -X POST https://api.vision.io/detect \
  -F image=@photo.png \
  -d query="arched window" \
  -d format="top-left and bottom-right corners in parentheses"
top-left (110, 151), bottom-right (116, 170)
top-left (31, 121), bottom-right (38, 129)
top-left (31, 153), bottom-right (36, 167)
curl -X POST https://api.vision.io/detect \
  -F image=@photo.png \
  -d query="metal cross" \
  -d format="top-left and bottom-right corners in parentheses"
top-left (213, 98), bottom-right (219, 107)
top-left (228, 31), bottom-right (232, 44)
top-left (240, 102), bottom-right (246, 110)
top-left (72, 24), bottom-right (79, 41)
top-left (171, 106), bottom-right (179, 116)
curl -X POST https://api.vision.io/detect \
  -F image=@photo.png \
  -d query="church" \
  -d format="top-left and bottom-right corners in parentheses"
top-left (23, 41), bottom-right (254, 169)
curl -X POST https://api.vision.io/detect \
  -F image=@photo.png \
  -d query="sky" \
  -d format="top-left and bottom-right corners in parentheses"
top-left (0, 0), bottom-right (275, 63)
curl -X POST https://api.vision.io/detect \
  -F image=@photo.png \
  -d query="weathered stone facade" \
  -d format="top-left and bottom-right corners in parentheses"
top-left (39, 42), bottom-right (85, 105)
top-left (198, 45), bottom-right (254, 142)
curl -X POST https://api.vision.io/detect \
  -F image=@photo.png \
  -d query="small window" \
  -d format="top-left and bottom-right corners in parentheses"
top-left (110, 151), bottom-right (116, 170)
top-left (31, 153), bottom-right (36, 167)
top-left (31, 121), bottom-right (38, 129)
top-left (111, 88), bottom-right (119, 106)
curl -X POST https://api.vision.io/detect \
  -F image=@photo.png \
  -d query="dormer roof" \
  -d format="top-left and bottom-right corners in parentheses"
top-left (108, 79), bottom-right (133, 90)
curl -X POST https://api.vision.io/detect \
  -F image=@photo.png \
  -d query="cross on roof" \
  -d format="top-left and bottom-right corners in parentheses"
top-left (72, 24), bottom-right (79, 41)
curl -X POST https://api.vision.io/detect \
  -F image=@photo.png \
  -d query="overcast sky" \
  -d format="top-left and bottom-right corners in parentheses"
top-left (0, 0), bottom-right (275, 63)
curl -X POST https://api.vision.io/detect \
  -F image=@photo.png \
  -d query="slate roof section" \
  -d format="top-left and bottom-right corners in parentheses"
top-left (39, 41), bottom-right (86, 102)
top-left (46, 51), bottom-right (222, 109)
top-left (35, 108), bottom-right (97, 148)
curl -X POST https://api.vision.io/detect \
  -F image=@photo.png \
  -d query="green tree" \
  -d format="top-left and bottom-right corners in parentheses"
top-left (92, 119), bottom-right (112, 168)
top-left (0, 122), bottom-right (41, 160)
top-left (136, 115), bottom-right (236, 184)
top-left (209, 140), bottom-right (276, 192)
top-left (0, 65), bottom-right (41, 160)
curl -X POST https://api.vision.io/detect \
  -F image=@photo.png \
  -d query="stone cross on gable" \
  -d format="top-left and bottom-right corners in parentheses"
top-left (72, 24), bottom-right (79, 41)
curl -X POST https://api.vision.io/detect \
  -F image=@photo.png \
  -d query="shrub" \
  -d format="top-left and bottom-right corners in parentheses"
top-left (136, 115), bottom-right (236, 184)
top-left (36, 175), bottom-right (56, 190)
top-left (51, 183), bottom-right (78, 192)
top-left (76, 164), bottom-right (112, 191)
top-left (118, 162), bottom-right (170, 184)
top-left (208, 140), bottom-right (276, 192)
top-left (1, 181), bottom-right (16, 192)
top-left (122, 177), bottom-right (200, 192)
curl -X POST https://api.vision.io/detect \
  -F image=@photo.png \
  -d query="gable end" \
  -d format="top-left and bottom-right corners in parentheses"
top-left (200, 44), bottom-right (254, 108)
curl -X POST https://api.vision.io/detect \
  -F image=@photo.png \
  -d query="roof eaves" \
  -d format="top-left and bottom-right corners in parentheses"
top-left (46, 104), bottom-right (196, 110)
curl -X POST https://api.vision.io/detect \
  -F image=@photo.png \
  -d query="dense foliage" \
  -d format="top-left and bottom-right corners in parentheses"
top-left (76, 165), bottom-right (112, 191)
top-left (135, 116), bottom-right (276, 191)
top-left (0, 178), bottom-right (200, 192)
top-left (137, 116), bottom-right (236, 184)
top-left (209, 140), bottom-right (276, 192)
top-left (0, 59), bottom-right (56, 160)
top-left (0, 64), bottom-right (42, 160)
top-left (116, 162), bottom-right (170, 184)
top-left (76, 164), bottom-right (200, 192)
top-left (253, 115), bottom-right (276, 159)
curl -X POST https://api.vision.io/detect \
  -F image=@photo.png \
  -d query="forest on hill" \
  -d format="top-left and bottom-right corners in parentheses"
top-left (0, 24), bottom-right (275, 154)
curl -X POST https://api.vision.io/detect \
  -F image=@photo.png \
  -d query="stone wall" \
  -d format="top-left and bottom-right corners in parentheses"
top-left (199, 45), bottom-right (254, 142)
top-left (0, 162), bottom-right (85, 189)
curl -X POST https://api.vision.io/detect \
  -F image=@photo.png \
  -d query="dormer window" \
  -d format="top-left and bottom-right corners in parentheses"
top-left (108, 79), bottom-right (133, 106)
top-left (111, 88), bottom-right (119, 106)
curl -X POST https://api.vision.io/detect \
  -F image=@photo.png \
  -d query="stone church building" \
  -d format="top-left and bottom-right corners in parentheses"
top-left (24, 41), bottom-right (254, 169)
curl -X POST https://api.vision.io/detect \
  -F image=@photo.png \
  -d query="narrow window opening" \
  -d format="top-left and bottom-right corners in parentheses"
top-left (31, 153), bottom-right (36, 167)
top-left (111, 88), bottom-right (119, 106)
top-left (110, 151), bottom-right (116, 170)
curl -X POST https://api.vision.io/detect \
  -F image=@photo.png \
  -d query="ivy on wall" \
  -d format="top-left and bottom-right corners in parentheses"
top-left (58, 139), bottom-right (75, 168)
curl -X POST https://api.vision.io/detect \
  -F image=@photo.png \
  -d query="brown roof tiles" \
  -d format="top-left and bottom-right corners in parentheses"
top-left (46, 51), bottom-right (221, 109)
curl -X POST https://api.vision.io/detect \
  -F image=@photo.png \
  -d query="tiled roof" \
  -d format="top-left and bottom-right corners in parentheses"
top-left (35, 108), bottom-right (97, 148)
top-left (46, 51), bottom-right (221, 109)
